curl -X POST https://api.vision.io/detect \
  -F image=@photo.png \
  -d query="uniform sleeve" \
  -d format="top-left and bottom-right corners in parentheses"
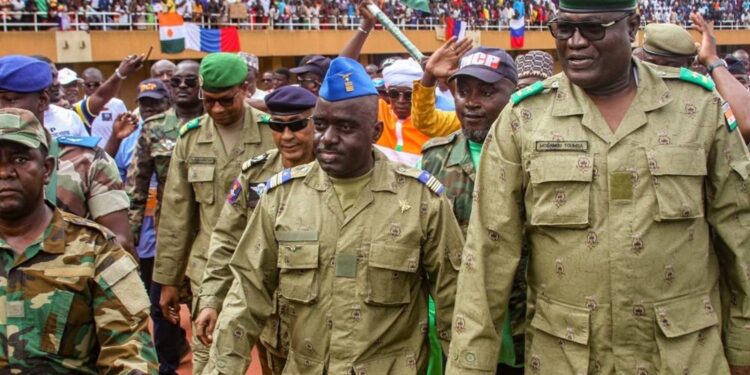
top-left (446, 106), bottom-right (525, 374)
top-left (153, 136), bottom-right (199, 286)
top-left (198, 177), bottom-right (250, 312)
top-left (127, 123), bottom-right (156, 245)
top-left (73, 98), bottom-right (97, 130)
top-left (86, 148), bottom-right (131, 219)
top-left (93, 239), bottom-right (158, 374)
top-left (207, 193), bottom-right (279, 374)
top-left (421, 192), bottom-right (465, 354)
top-left (705, 107), bottom-right (750, 366)
top-left (411, 80), bottom-right (461, 138)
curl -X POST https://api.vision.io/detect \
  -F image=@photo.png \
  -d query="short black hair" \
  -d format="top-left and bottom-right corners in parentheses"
top-left (275, 68), bottom-right (291, 79)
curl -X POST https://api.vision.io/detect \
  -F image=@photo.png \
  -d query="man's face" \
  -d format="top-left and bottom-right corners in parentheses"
top-left (734, 50), bottom-right (750, 70)
top-left (365, 64), bottom-right (379, 79)
top-left (641, 52), bottom-right (692, 68)
top-left (516, 76), bottom-right (543, 90)
top-left (245, 69), bottom-right (258, 96)
top-left (62, 83), bottom-right (81, 104)
top-left (386, 86), bottom-right (412, 120)
top-left (48, 63), bottom-right (61, 104)
top-left (555, 11), bottom-right (638, 91)
top-left (733, 73), bottom-right (750, 90)
top-left (297, 72), bottom-right (322, 95)
top-left (152, 65), bottom-right (176, 84)
top-left (138, 97), bottom-right (170, 120)
top-left (0, 141), bottom-right (53, 221)
top-left (455, 76), bottom-right (514, 143)
top-left (0, 90), bottom-right (47, 120)
top-left (273, 73), bottom-right (289, 89)
top-left (82, 74), bottom-right (103, 97)
top-left (203, 85), bottom-right (247, 126)
top-left (171, 66), bottom-right (200, 105)
top-left (313, 97), bottom-right (382, 178)
top-left (270, 109), bottom-right (315, 166)
top-left (261, 72), bottom-right (275, 90)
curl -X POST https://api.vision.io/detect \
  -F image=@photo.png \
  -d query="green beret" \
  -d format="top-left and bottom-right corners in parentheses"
top-left (643, 23), bottom-right (697, 57)
top-left (559, 0), bottom-right (636, 12)
top-left (199, 53), bottom-right (248, 92)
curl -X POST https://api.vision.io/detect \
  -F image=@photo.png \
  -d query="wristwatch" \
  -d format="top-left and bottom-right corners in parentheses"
top-left (707, 59), bottom-right (728, 75)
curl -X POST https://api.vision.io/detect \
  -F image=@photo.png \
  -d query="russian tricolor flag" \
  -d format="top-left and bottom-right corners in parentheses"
top-left (509, 18), bottom-right (525, 49)
top-left (444, 17), bottom-right (467, 41)
top-left (185, 23), bottom-right (241, 53)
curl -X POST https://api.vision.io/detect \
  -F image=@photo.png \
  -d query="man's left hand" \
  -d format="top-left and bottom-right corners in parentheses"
top-left (117, 53), bottom-right (146, 78)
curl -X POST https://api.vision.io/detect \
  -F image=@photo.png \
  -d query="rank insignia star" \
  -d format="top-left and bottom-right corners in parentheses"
top-left (399, 200), bottom-right (411, 213)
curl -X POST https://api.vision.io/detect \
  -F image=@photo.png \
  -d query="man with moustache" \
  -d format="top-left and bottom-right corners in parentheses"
top-left (205, 57), bottom-right (464, 374)
top-left (195, 86), bottom-right (317, 375)
top-left (154, 52), bottom-right (275, 374)
top-left (447, 0), bottom-right (750, 374)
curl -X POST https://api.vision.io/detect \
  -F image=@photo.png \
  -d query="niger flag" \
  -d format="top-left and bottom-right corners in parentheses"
top-left (159, 13), bottom-right (185, 53)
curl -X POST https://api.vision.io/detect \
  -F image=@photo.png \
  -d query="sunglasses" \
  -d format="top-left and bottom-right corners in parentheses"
top-left (268, 117), bottom-right (311, 133)
top-left (203, 90), bottom-right (241, 108)
top-left (84, 81), bottom-right (101, 89)
top-left (170, 77), bottom-right (199, 88)
top-left (386, 89), bottom-right (412, 101)
top-left (297, 77), bottom-right (321, 86)
top-left (548, 13), bottom-right (631, 41)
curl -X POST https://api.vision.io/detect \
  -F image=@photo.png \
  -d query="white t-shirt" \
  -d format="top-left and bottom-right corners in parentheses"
top-left (44, 104), bottom-right (89, 138)
top-left (90, 98), bottom-right (128, 147)
top-left (251, 88), bottom-right (268, 100)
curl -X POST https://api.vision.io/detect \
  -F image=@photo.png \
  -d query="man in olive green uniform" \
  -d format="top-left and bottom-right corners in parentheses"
top-left (195, 86), bottom-right (318, 374)
top-left (206, 57), bottom-right (464, 374)
top-left (153, 52), bottom-right (275, 373)
top-left (447, 1), bottom-right (750, 374)
top-left (0, 108), bottom-right (158, 373)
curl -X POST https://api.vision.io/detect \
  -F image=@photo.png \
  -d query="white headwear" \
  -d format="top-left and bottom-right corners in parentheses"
top-left (58, 68), bottom-right (79, 86)
top-left (382, 58), bottom-right (423, 89)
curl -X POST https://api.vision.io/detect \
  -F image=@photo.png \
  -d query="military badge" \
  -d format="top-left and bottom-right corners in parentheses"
top-left (248, 183), bottom-right (266, 208)
top-left (723, 102), bottom-right (738, 133)
top-left (227, 179), bottom-right (242, 205)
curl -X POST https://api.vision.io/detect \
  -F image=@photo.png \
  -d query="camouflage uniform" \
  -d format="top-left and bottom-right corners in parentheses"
top-left (422, 131), bottom-right (527, 367)
top-left (126, 108), bottom-right (181, 242)
top-left (446, 61), bottom-right (750, 374)
top-left (0, 207), bottom-right (158, 373)
top-left (206, 151), bottom-right (464, 374)
top-left (55, 140), bottom-right (130, 220)
top-left (199, 149), bottom-right (287, 373)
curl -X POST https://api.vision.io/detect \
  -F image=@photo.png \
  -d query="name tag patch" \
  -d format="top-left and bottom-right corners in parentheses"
top-left (536, 141), bottom-right (589, 152)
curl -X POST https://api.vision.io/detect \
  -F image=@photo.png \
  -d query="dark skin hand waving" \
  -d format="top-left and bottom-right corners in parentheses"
top-left (313, 95), bottom-right (382, 178)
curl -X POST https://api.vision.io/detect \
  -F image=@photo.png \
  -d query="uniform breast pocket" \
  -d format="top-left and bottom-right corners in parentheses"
top-left (365, 242), bottom-right (420, 306)
top-left (188, 164), bottom-right (215, 204)
top-left (278, 241), bottom-right (320, 304)
top-left (528, 153), bottom-right (594, 227)
top-left (647, 146), bottom-right (707, 220)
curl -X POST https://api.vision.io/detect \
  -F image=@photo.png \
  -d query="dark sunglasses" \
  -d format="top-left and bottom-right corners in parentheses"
top-left (84, 81), bottom-right (101, 89)
top-left (268, 117), bottom-right (311, 133)
top-left (386, 89), bottom-right (412, 101)
top-left (170, 77), bottom-right (199, 88)
top-left (203, 90), bottom-right (241, 108)
top-left (548, 13), bottom-right (631, 41)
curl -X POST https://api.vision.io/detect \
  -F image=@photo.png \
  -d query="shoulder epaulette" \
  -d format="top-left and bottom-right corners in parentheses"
top-left (265, 163), bottom-right (311, 191)
top-left (677, 67), bottom-right (715, 91)
top-left (56, 135), bottom-right (101, 149)
top-left (511, 80), bottom-right (546, 105)
top-left (257, 113), bottom-right (271, 124)
top-left (179, 117), bottom-right (202, 137)
top-left (142, 112), bottom-right (167, 124)
top-left (396, 166), bottom-right (444, 196)
top-left (60, 211), bottom-right (115, 239)
top-left (241, 151), bottom-right (270, 172)
top-left (422, 131), bottom-right (458, 152)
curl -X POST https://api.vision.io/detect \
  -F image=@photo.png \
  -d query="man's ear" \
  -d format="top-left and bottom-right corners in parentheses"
top-left (38, 90), bottom-right (50, 113)
top-left (42, 155), bottom-right (56, 186)
top-left (372, 121), bottom-right (383, 143)
top-left (627, 13), bottom-right (641, 42)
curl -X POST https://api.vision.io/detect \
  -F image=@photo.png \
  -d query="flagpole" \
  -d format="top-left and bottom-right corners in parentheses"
top-left (365, 3), bottom-right (424, 61)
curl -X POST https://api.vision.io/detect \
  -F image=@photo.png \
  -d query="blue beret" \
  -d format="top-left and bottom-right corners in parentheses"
top-left (319, 57), bottom-right (377, 102)
top-left (264, 86), bottom-right (317, 115)
top-left (0, 55), bottom-right (52, 93)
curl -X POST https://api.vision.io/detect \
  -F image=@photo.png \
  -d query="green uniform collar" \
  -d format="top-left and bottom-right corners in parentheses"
top-left (445, 133), bottom-right (477, 181)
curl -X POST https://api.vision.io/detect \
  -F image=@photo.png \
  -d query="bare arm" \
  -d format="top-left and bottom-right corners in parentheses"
top-left (339, 0), bottom-right (376, 59)
top-left (95, 209), bottom-right (137, 259)
top-left (87, 55), bottom-right (146, 117)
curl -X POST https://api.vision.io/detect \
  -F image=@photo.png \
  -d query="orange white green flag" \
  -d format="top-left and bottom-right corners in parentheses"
top-left (158, 13), bottom-right (185, 53)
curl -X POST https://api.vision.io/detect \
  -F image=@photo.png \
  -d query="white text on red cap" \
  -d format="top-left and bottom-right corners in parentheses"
top-left (460, 53), bottom-right (500, 70)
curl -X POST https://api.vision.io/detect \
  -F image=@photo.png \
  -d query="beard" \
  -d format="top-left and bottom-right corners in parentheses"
top-left (462, 127), bottom-right (490, 144)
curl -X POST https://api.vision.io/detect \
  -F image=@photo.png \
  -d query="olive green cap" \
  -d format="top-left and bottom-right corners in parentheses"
top-left (642, 23), bottom-right (697, 57)
top-left (199, 52), bottom-right (248, 92)
top-left (0, 108), bottom-right (47, 149)
top-left (559, 0), bottom-right (636, 12)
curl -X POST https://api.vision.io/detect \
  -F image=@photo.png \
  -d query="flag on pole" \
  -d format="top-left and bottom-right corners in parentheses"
top-left (444, 17), bottom-right (467, 41)
top-left (158, 13), bottom-right (186, 53)
top-left (509, 18), bottom-right (525, 49)
top-left (184, 24), bottom-right (241, 53)
top-left (400, 0), bottom-right (430, 13)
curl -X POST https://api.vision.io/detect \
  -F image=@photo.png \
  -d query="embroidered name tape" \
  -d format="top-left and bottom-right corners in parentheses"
top-left (536, 141), bottom-right (589, 152)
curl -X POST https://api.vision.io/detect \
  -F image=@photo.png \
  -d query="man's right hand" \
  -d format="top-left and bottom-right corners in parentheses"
top-left (422, 37), bottom-right (474, 87)
top-left (112, 112), bottom-right (138, 141)
top-left (159, 285), bottom-right (181, 325)
top-left (195, 308), bottom-right (219, 346)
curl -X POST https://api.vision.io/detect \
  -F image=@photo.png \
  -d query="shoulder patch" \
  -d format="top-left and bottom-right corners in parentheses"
top-left (227, 179), bottom-right (243, 205)
top-left (265, 164), bottom-right (311, 191)
top-left (179, 118), bottom-right (201, 137)
top-left (422, 132), bottom-right (458, 152)
top-left (677, 68), bottom-right (715, 91)
top-left (241, 152), bottom-right (270, 172)
top-left (511, 80), bottom-right (546, 105)
top-left (56, 135), bottom-right (101, 149)
top-left (142, 111), bottom-right (167, 124)
top-left (257, 113), bottom-right (271, 124)
top-left (396, 166), bottom-right (444, 196)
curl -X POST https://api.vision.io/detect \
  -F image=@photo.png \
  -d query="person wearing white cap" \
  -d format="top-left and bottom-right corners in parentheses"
top-left (58, 67), bottom-right (82, 105)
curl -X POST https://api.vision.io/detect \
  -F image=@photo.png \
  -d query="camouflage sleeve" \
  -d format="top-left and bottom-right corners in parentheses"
top-left (207, 194), bottom-right (279, 374)
top-left (446, 106), bottom-right (525, 374)
top-left (198, 176), bottom-right (250, 312)
top-left (421, 193), bottom-right (464, 355)
top-left (87, 148), bottom-right (130, 220)
top-left (153, 136), bottom-right (198, 286)
top-left (705, 102), bottom-right (750, 366)
top-left (126, 123), bottom-right (157, 245)
top-left (93, 238), bottom-right (158, 374)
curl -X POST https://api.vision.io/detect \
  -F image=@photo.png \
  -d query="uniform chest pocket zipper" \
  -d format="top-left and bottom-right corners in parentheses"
top-left (528, 153), bottom-right (594, 227)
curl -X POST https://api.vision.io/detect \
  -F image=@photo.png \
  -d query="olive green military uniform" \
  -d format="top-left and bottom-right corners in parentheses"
top-left (199, 148), bottom-right (287, 373)
top-left (152, 104), bottom-right (275, 371)
top-left (446, 60), bottom-right (750, 374)
top-left (0, 207), bottom-right (158, 373)
top-left (206, 150), bottom-right (464, 374)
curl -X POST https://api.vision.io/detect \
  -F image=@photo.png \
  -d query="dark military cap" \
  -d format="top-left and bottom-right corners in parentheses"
top-left (291, 55), bottom-right (331, 78)
top-left (450, 47), bottom-right (518, 85)
top-left (643, 23), bottom-right (697, 57)
top-left (559, 0), bottom-right (637, 12)
top-left (264, 86), bottom-right (317, 115)
top-left (0, 55), bottom-right (52, 93)
top-left (0, 108), bottom-right (48, 149)
top-left (137, 78), bottom-right (171, 100)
